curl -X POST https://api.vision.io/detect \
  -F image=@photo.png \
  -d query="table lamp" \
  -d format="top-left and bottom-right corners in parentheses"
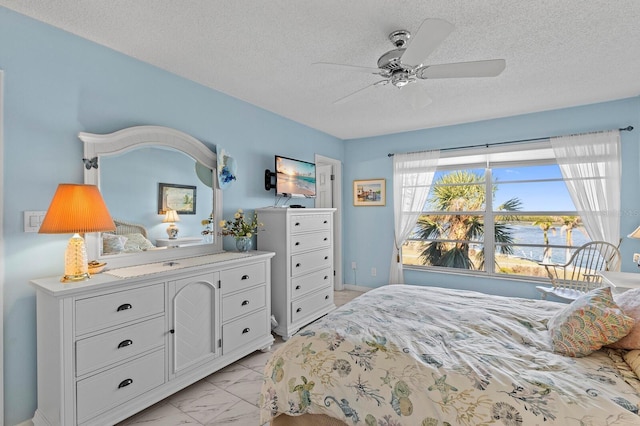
top-left (163, 209), bottom-right (180, 239)
top-left (39, 184), bottom-right (116, 282)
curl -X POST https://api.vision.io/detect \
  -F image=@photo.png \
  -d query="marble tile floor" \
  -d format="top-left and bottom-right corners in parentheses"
top-left (117, 289), bottom-right (364, 426)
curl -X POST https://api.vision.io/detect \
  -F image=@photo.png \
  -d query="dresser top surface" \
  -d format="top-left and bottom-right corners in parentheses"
top-left (31, 250), bottom-right (275, 297)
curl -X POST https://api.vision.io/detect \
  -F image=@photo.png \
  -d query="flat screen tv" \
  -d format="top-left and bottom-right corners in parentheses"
top-left (275, 155), bottom-right (316, 198)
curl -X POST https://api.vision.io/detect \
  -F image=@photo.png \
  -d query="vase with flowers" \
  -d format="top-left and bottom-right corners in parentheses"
top-left (219, 209), bottom-right (262, 252)
top-left (200, 213), bottom-right (215, 243)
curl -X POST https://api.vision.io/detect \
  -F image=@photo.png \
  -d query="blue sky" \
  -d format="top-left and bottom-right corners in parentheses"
top-left (494, 164), bottom-right (575, 212)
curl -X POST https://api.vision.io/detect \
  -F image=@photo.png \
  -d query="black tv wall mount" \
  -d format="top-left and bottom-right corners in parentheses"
top-left (265, 169), bottom-right (276, 191)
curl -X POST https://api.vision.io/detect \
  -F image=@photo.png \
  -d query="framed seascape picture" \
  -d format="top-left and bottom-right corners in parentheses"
top-left (353, 178), bottom-right (386, 206)
top-left (158, 183), bottom-right (197, 214)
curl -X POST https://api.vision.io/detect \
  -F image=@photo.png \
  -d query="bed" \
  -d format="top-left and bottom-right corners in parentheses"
top-left (102, 218), bottom-right (158, 254)
top-left (259, 285), bottom-right (640, 425)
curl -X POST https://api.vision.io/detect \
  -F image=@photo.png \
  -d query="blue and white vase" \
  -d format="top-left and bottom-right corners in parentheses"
top-left (235, 236), bottom-right (252, 252)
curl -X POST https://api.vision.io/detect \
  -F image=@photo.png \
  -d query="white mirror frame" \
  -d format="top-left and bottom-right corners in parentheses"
top-left (80, 125), bottom-right (223, 269)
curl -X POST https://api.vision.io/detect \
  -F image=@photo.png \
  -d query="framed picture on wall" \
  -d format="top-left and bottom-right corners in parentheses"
top-left (353, 179), bottom-right (386, 206)
top-left (158, 183), bottom-right (197, 214)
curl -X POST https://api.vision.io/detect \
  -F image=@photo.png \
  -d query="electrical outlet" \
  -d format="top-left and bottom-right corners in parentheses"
top-left (634, 253), bottom-right (640, 263)
top-left (351, 261), bottom-right (357, 270)
top-left (371, 267), bottom-right (377, 276)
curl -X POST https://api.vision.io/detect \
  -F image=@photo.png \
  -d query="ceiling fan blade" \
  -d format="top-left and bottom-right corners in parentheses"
top-left (313, 62), bottom-right (382, 75)
top-left (418, 59), bottom-right (506, 79)
top-left (333, 80), bottom-right (388, 105)
top-left (398, 82), bottom-right (432, 109)
top-left (401, 18), bottom-right (454, 68)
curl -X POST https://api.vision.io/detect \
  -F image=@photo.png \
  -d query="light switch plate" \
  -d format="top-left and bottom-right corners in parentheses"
top-left (24, 210), bottom-right (47, 232)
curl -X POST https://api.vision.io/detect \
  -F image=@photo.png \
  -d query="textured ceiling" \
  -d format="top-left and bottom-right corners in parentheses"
top-left (2, 1), bottom-right (640, 139)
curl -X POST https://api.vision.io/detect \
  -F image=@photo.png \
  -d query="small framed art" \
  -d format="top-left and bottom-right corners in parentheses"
top-left (353, 178), bottom-right (386, 206)
top-left (158, 183), bottom-right (197, 214)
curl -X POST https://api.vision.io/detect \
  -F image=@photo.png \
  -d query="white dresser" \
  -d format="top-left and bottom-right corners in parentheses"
top-left (30, 251), bottom-right (274, 426)
top-left (257, 207), bottom-right (336, 339)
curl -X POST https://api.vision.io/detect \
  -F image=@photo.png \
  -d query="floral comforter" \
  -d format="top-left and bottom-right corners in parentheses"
top-left (260, 285), bottom-right (640, 425)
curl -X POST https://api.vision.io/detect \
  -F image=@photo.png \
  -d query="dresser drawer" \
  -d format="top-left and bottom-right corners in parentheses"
top-left (291, 286), bottom-right (333, 324)
top-left (220, 262), bottom-right (266, 294)
top-left (291, 248), bottom-right (332, 277)
top-left (76, 317), bottom-right (165, 376)
top-left (222, 309), bottom-right (268, 354)
top-left (76, 349), bottom-right (165, 424)
top-left (290, 231), bottom-right (331, 254)
top-left (289, 214), bottom-right (331, 234)
top-left (222, 285), bottom-right (266, 322)
top-left (75, 285), bottom-right (165, 336)
top-left (291, 268), bottom-right (332, 299)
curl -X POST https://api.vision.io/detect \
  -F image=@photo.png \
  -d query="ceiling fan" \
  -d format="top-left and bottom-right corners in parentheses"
top-left (315, 18), bottom-right (506, 108)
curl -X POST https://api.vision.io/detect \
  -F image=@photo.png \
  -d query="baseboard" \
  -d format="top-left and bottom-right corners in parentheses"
top-left (342, 284), bottom-right (370, 292)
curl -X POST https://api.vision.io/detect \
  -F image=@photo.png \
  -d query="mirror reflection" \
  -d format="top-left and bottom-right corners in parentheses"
top-left (100, 147), bottom-right (214, 256)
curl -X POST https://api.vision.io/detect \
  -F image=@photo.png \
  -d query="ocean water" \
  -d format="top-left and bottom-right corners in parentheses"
top-left (501, 224), bottom-right (589, 264)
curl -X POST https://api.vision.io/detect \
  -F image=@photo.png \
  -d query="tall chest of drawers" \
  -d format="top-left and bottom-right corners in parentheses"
top-left (30, 251), bottom-right (274, 426)
top-left (257, 207), bottom-right (336, 339)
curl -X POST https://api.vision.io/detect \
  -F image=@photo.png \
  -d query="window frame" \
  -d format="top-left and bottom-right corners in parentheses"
top-left (403, 141), bottom-right (593, 279)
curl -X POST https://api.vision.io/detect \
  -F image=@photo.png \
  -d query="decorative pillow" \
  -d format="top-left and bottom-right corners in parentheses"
top-left (102, 233), bottom-right (127, 254)
top-left (123, 233), bottom-right (155, 252)
top-left (608, 289), bottom-right (640, 349)
top-left (547, 287), bottom-right (634, 357)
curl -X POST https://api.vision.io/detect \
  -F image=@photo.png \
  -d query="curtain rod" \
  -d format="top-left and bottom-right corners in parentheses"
top-left (387, 126), bottom-right (634, 157)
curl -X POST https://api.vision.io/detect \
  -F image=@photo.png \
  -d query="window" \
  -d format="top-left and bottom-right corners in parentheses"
top-left (402, 141), bottom-right (593, 279)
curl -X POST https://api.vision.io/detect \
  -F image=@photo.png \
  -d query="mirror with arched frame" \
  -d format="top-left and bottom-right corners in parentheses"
top-left (81, 126), bottom-right (223, 269)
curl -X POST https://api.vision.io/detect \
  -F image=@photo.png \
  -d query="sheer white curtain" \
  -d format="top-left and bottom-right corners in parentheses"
top-left (390, 150), bottom-right (439, 284)
top-left (550, 130), bottom-right (621, 244)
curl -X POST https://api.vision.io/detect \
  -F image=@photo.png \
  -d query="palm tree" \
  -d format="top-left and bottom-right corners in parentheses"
top-left (532, 217), bottom-right (556, 263)
top-left (416, 171), bottom-right (521, 270)
top-left (560, 216), bottom-right (581, 263)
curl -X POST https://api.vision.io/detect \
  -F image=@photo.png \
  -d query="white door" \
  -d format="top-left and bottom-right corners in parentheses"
top-left (315, 155), bottom-right (343, 291)
top-left (316, 164), bottom-right (333, 208)
top-left (169, 272), bottom-right (220, 377)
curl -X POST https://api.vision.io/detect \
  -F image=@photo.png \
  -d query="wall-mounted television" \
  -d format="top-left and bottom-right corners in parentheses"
top-left (275, 155), bottom-right (316, 198)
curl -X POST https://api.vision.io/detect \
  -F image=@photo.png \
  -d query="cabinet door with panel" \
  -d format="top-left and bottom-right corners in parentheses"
top-left (168, 272), bottom-right (220, 377)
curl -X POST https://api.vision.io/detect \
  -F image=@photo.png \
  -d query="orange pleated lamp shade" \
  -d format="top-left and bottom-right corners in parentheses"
top-left (39, 184), bottom-right (116, 234)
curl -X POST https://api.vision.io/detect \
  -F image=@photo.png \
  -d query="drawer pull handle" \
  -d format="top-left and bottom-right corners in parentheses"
top-left (169, 329), bottom-right (175, 334)
top-left (294, 222), bottom-right (300, 226)
top-left (325, 295), bottom-right (330, 300)
top-left (118, 339), bottom-right (133, 349)
top-left (324, 276), bottom-right (329, 280)
top-left (323, 220), bottom-right (328, 224)
top-left (241, 274), bottom-right (249, 280)
top-left (324, 256), bottom-right (329, 260)
top-left (241, 300), bottom-right (250, 306)
top-left (118, 378), bottom-right (133, 389)
top-left (117, 303), bottom-right (132, 312)
top-left (242, 327), bottom-right (251, 334)
top-left (295, 241), bottom-right (300, 246)
top-left (323, 237), bottom-right (328, 241)
top-left (295, 285), bottom-right (301, 290)
top-left (296, 263), bottom-right (301, 268)
top-left (296, 308), bottom-right (302, 313)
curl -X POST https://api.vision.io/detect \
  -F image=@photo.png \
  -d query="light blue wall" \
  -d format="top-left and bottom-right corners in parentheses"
top-left (342, 97), bottom-right (640, 297)
top-left (0, 8), bottom-right (343, 425)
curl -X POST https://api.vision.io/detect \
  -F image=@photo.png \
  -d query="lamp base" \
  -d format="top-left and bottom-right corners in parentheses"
top-left (166, 223), bottom-right (179, 239)
top-left (61, 272), bottom-right (91, 283)
top-left (61, 233), bottom-right (90, 283)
